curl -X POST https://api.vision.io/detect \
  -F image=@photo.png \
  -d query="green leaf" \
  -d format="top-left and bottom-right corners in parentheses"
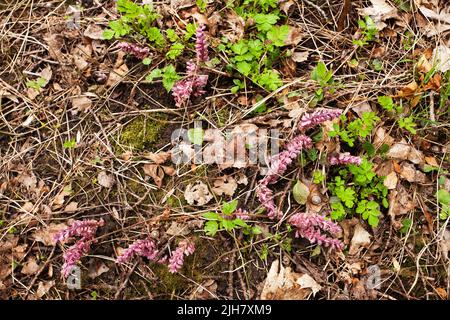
top-left (203, 212), bottom-right (220, 220)
top-left (166, 29), bottom-right (179, 42)
top-left (142, 57), bottom-right (152, 65)
top-left (63, 138), bottom-right (76, 149)
top-left (222, 200), bottom-right (238, 215)
top-left (236, 61), bottom-right (252, 76)
top-left (204, 221), bottom-right (218, 236)
top-left (187, 128), bottom-right (204, 145)
top-left (292, 181), bottom-right (309, 205)
top-left (266, 25), bottom-right (289, 47)
top-left (145, 68), bottom-right (162, 82)
top-left (438, 189), bottom-right (450, 205)
top-left (102, 29), bottom-right (115, 40)
top-left (184, 23), bottom-right (197, 40)
top-left (378, 95), bottom-right (395, 112)
top-left (221, 219), bottom-right (235, 231)
top-left (162, 64), bottom-right (180, 92)
top-left (166, 43), bottom-right (184, 60)
top-left (233, 218), bottom-right (248, 227)
top-left (253, 13), bottom-right (279, 31)
top-left (254, 69), bottom-right (282, 91)
top-left (252, 226), bottom-right (262, 235)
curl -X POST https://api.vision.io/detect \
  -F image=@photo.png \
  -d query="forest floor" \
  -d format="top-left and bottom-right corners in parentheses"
top-left (0, 0), bottom-right (449, 300)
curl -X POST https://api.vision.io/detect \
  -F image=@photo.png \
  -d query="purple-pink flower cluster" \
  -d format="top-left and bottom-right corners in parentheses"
top-left (298, 109), bottom-right (342, 131)
top-left (116, 238), bottom-right (159, 264)
top-left (54, 219), bottom-right (104, 277)
top-left (257, 134), bottom-right (312, 219)
top-left (116, 237), bottom-right (195, 274)
top-left (168, 240), bottom-right (195, 273)
top-left (172, 25), bottom-right (209, 107)
top-left (289, 213), bottom-right (343, 250)
top-left (117, 42), bottom-right (150, 60)
top-left (329, 153), bottom-right (362, 166)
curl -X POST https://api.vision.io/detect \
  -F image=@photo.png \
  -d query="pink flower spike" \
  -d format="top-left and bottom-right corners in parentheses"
top-left (195, 24), bottom-right (209, 62)
top-left (54, 219), bottom-right (104, 243)
top-left (168, 240), bottom-right (195, 273)
top-left (61, 239), bottom-right (92, 278)
top-left (329, 153), bottom-right (362, 166)
top-left (116, 238), bottom-right (159, 264)
top-left (289, 213), bottom-right (343, 250)
top-left (117, 42), bottom-right (150, 60)
top-left (298, 109), bottom-right (342, 131)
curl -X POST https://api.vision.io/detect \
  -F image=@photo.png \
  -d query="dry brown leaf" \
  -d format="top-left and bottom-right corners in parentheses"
top-left (64, 201), bottom-right (78, 213)
top-left (418, 5), bottom-right (450, 36)
top-left (389, 186), bottom-right (416, 218)
top-left (399, 162), bottom-right (427, 183)
top-left (36, 281), bottom-right (55, 298)
top-left (51, 186), bottom-right (71, 209)
top-left (21, 257), bottom-right (40, 275)
top-left (166, 221), bottom-right (191, 236)
top-left (432, 44), bottom-right (450, 73)
top-left (72, 96), bottom-right (92, 113)
top-left (17, 171), bottom-right (37, 190)
top-left (222, 10), bottom-right (245, 43)
top-left (386, 141), bottom-right (411, 160)
top-left (440, 229), bottom-right (450, 260)
top-left (349, 223), bottom-right (371, 255)
top-left (32, 223), bottom-right (67, 246)
top-left (291, 51), bottom-right (309, 63)
top-left (184, 181), bottom-right (213, 206)
top-left (358, 0), bottom-right (398, 30)
top-left (260, 260), bottom-right (319, 300)
top-left (98, 171), bottom-right (115, 188)
top-left (106, 63), bottom-right (128, 87)
top-left (284, 27), bottom-right (303, 46)
top-left (83, 24), bottom-right (105, 40)
top-left (143, 164), bottom-right (165, 188)
top-left (211, 175), bottom-right (238, 196)
top-left (384, 171), bottom-right (398, 189)
top-left (351, 101), bottom-right (373, 118)
top-left (143, 151), bottom-right (172, 164)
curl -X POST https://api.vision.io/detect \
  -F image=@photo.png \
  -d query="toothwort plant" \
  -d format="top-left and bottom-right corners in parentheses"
top-left (256, 109), bottom-right (354, 250)
top-left (117, 42), bottom-right (150, 59)
top-left (168, 239), bottom-right (195, 273)
top-left (172, 25), bottom-right (209, 107)
top-left (54, 219), bottom-right (104, 277)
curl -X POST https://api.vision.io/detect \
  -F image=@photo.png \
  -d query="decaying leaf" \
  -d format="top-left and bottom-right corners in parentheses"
top-left (36, 281), bottom-right (55, 298)
top-left (284, 27), bottom-right (303, 46)
top-left (349, 223), bottom-right (372, 255)
top-left (21, 257), bottom-right (40, 275)
top-left (143, 164), bottom-right (165, 188)
top-left (64, 201), bottom-right (78, 213)
top-left (211, 175), bottom-right (238, 197)
top-left (418, 4), bottom-right (450, 36)
top-left (72, 95), bottom-right (93, 113)
top-left (184, 181), bottom-right (213, 206)
top-left (190, 279), bottom-right (218, 300)
top-left (143, 151), bottom-right (172, 164)
top-left (98, 171), bottom-right (115, 188)
top-left (166, 221), bottom-right (191, 236)
top-left (384, 171), bottom-right (398, 189)
top-left (358, 0), bottom-right (398, 30)
top-left (432, 44), bottom-right (450, 73)
top-left (32, 223), bottom-right (67, 246)
top-left (291, 51), bottom-right (309, 63)
top-left (260, 260), bottom-right (320, 300)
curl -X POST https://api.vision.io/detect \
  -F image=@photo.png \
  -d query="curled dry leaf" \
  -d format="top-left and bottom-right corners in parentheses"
top-left (21, 257), bottom-right (40, 275)
top-left (399, 162), bottom-right (427, 183)
top-left (291, 51), bottom-right (309, 63)
top-left (384, 171), bottom-right (398, 189)
top-left (83, 24), bottom-right (105, 40)
top-left (143, 164), bottom-right (164, 188)
top-left (418, 5), bottom-right (450, 36)
top-left (166, 221), bottom-right (191, 236)
top-left (64, 201), bottom-right (78, 213)
top-left (36, 281), bottom-right (55, 298)
top-left (349, 223), bottom-right (371, 255)
top-left (432, 44), bottom-right (450, 73)
top-left (260, 260), bottom-right (320, 300)
top-left (440, 229), bottom-right (450, 260)
top-left (106, 63), bottom-right (129, 87)
top-left (32, 223), bottom-right (68, 246)
top-left (98, 171), bottom-right (116, 188)
top-left (358, 0), bottom-right (398, 30)
top-left (143, 151), bottom-right (172, 164)
top-left (184, 181), bottom-right (213, 206)
top-left (284, 27), bottom-right (303, 46)
top-left (211, 175), bottom-right (238, 197)
top-left (71, 96), bottom-right (92, 113)
top-left (388, 185), bottom-right (416, 219)
top-left (51, 185), bottom-right (71, 209)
